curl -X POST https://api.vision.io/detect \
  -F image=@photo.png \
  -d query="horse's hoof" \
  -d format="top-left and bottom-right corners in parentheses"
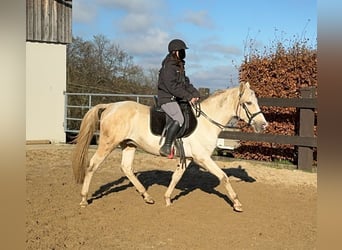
top-left (165, 197), bottom-right (172, 207)
top-left (80, 200), bottom-right (88, 208)
top-left (233, 205), bottom-right (243, 212)
top-left (144, 197), bottom-right (155, 204)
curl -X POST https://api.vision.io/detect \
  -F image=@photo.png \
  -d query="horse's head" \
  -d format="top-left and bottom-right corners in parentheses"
top-left (236, 82), bottom-right (268, 133)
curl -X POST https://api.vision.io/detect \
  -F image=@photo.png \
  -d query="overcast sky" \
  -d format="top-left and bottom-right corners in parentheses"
top-left (72, 0), bottom-right (317, 91)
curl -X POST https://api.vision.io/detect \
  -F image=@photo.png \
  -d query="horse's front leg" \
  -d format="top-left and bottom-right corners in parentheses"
top-left (164, 160), bottom-right (190, 206)
top-left (120, 145), bottom-right (155, 204)
top-left (194, 155), bottom-right (243, 212)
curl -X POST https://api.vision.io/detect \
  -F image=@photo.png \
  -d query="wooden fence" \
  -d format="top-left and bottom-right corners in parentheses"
top-left (218, 87), bottom-right (317, 171)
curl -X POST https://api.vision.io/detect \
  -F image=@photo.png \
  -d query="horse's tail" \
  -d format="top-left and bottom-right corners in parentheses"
top-left (71, 103), bottom-right (109, 184)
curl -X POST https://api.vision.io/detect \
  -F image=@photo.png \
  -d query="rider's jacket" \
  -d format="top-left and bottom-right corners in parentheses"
top-left (157, 54), bottom-right (200, 106)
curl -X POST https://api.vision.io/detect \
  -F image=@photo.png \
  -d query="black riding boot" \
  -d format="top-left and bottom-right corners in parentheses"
top-left (159, 120), bottom-right (180, 158)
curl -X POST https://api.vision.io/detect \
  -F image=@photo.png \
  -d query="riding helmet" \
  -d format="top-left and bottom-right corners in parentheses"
top-left (168, 39), bottom-right (188, 52)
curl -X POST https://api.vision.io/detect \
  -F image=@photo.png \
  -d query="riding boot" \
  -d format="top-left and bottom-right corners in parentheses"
top-left (159, 120), bottom-right (181, 158)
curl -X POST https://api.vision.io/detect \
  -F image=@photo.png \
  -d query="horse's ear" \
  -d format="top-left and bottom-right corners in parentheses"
top-left (239, 81), bottom-right (246, 95)
top-left (239, 81), bottom-right (250, 95)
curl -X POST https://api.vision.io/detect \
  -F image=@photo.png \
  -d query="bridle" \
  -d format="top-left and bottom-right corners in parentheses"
top-left (191, 95), bottom-right (263, 130)
top-left (240, 102), bottom-right (263, 127)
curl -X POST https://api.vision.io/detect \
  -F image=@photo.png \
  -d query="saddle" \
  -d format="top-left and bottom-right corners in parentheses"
top-left (150, 99), bottom-right (197, 139)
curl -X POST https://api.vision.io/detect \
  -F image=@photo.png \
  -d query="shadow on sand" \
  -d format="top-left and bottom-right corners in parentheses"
top-left (88, 162), bottom-right (255, 207)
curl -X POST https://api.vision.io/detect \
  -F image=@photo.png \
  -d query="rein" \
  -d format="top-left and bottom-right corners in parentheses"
top-left (191, 101), bottom-right (263, 130)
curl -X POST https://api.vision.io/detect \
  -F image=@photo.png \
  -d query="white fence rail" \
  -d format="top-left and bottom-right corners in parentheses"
top-left (64, 92), bottom-right (155, 134)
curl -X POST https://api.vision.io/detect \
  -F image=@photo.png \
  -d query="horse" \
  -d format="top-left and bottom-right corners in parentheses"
top-left (72, 81), bottom-right (268, 212)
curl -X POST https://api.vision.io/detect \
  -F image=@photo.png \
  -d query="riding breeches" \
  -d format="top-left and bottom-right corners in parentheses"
top-left (161, 102), bottom-right (184, 127)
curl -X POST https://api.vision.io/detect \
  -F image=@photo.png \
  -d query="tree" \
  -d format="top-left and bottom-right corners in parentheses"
top-left (67, 34), bottom-right (157, 94)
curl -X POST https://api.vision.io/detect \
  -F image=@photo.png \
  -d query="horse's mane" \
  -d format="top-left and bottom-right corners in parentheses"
top-left (201, 86), bottom-right (237, 105)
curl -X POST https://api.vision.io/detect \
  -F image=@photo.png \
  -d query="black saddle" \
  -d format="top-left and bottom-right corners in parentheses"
top-left (150, 100), bottom-right (197, 138)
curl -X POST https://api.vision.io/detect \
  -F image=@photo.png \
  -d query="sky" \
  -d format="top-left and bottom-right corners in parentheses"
top-left (72, 0), bottom-right (317, 91)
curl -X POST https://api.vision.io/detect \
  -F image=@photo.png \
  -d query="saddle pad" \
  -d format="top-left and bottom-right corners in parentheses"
top-left (150, 103), bottom-right (197, 138)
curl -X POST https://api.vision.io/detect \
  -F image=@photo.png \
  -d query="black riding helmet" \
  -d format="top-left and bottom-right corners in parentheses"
top-left (168, 39), bottom-right (188, 52)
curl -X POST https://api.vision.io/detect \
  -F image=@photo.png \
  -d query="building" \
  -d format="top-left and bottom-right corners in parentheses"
top-left (26, 0), bottom-right (72, 143)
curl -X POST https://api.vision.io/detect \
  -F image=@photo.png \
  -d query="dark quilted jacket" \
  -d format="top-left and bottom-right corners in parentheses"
top-left (157, 54), bottom-right (200, 106)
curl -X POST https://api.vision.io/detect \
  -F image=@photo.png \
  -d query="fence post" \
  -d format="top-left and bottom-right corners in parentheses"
top-left (298, 87), bottom-right (316, 171)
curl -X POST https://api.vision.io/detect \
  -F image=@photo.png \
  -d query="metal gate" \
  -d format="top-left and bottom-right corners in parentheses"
top-left (63, 92), bottom-right (155, 134)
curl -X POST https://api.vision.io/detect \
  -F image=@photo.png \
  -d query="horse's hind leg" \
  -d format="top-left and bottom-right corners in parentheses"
top-left (164, 160), bottom-right (190, 206)
top-left (80, 153), bottom-right (106, 207)
top-left (80, 143), bottom-right (115, 207)
top-left (120, 143), bottom-right (155, 204)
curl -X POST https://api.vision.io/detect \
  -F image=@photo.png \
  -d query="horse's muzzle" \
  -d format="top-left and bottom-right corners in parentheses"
top-left (253, 121), bottom-right (268, 133)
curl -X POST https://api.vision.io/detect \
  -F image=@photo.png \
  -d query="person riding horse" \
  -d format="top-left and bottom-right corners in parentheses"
top-left (157, 39), bottom-right (200, 157)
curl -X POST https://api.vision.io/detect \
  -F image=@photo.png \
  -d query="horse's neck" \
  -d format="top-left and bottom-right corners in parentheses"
top-left (201, 87), bottom-right (238, 126)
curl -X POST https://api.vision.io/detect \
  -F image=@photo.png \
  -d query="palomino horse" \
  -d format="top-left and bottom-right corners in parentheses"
top-left (72, 82), bottom-right (268, 212)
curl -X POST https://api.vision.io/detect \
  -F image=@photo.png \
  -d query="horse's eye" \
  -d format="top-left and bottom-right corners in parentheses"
top-left (245, 101), bottom-right (252, 105)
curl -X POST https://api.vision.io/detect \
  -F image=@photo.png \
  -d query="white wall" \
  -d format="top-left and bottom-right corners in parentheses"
top-left (26, 42), bottom-right (66, 143)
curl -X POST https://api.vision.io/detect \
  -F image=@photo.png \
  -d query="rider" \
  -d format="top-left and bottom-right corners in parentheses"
top-left (157, 39), bottom-right (200, 157)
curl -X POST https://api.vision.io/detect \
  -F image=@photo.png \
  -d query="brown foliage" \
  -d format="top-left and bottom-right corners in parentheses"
top-left (235, 41), bottom-right (317, 163)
